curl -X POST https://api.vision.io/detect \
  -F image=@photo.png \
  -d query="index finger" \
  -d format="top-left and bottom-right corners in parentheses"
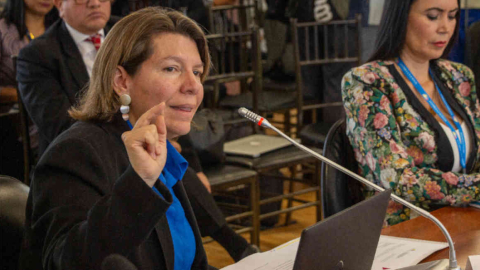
top-left (132, 102), bottom-right (165, 129)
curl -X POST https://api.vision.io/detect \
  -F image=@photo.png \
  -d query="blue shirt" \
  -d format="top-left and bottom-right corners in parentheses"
top-left (152, 141), bottom-right (196, 270)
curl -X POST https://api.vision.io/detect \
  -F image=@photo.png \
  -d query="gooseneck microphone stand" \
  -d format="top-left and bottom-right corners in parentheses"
top-left (238, 107), bottom-right (461, 270)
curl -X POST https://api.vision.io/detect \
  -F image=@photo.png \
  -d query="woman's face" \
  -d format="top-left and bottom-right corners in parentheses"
top-left (127, 33), bottom-right (204, 139)
top-left (24, 0), bottom-right (54, 16)
top-left (402, 0), bottom-right (458, 62)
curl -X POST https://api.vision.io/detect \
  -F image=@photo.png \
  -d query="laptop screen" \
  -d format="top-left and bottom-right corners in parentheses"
top-left (293, 190), bottom-right (392, 270)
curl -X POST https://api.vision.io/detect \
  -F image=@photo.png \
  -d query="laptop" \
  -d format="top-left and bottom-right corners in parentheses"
top-left (223, 134), bottom-right (295, 158)
top-left (292, 189), bottom-right (392, 270)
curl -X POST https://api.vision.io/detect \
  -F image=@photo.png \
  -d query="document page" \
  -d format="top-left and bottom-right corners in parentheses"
top-left (220, 238), bottom-right (300, 270)
top-left (466, 255), bottom-right (480, 270)
top-left (221, 236), bottom-right (447, 270)
top-left (371, 236), bottom-right (448, 270)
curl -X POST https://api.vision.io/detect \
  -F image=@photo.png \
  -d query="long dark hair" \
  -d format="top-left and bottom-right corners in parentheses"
top-left (368, 0), bottom-right (461, 62)
top-left (0, 0), bottom-right (58, 38)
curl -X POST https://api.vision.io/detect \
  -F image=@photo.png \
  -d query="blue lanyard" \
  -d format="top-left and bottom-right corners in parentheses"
top-left (398, 58), bottom-right (467, 172)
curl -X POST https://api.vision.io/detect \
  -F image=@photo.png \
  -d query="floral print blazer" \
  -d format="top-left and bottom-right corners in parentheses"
top-left (341, 59), bottom-right (480, 226)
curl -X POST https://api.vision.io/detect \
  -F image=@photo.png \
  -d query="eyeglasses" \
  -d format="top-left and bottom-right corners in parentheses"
top-left (72, 0), bottom-right (114, 5)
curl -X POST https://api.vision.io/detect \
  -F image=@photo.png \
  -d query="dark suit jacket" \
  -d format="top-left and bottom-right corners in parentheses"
top-left (16, 18), bottom-right (117, 155)
top-left (20, 114), bottom-right (212, 270)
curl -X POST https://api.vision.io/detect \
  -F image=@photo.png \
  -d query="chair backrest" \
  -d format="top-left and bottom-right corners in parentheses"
top-left (291, 15), bottom-right (362, 128)
top-left (0, 175), bottom-right (29, 270)
top-left (204, 25), bottom-right (262, 113)
top-left (12, 55), bottom-right (33, 185)
top-left (206, 0), bottom-right (258, 35)
top-left (320, 118), bottom-right (364, 219)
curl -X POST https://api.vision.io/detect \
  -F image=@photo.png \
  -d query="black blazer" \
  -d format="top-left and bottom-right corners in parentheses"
top-left (20, 114), bottom-right (212, 270)
top-left (16, 18), bottom-right (117, 155)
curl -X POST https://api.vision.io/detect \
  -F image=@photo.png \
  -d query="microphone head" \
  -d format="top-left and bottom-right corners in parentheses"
top-left (238, 107), bottom-right (270, 128)
top-left (102, 254), bottom-right (138, 270)
top-left (238, 107), bottom-right (249, 118)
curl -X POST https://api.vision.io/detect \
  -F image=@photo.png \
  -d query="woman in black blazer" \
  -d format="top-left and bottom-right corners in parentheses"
top-left (21, 7), bottom-right (217, 270)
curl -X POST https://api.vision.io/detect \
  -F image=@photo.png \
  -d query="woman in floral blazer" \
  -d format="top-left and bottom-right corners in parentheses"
top-left (341, 0), bottom-right (480, 226)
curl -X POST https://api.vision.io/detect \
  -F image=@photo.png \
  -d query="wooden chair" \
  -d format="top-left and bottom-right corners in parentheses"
top-left (223, 17), bottom-right (363, 227)
top-left (204, 2), bottom-right (296, 130)
top-left (226, 143), bottom-right (323, 226)
top-left (204, 26), bottom-right (262, 115)
top-left (206, 0), bottom-right (258, 34)
top-left (11, 55), bottom-right (34, 185)
top-left (203, 165), bottom-right (260, 246)
top-left (185, 111), bottom-right (261, 246)
top-left (205, 3), bottom-right (322, 231)
top-left (291, 15), bottom-right (362, 145)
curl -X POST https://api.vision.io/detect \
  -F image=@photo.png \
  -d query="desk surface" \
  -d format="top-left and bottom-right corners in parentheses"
top-left (381, 206), bottom-right (480, 267)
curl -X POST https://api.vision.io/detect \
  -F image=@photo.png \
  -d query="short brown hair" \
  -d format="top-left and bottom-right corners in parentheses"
top-left (69, 7), bottom-right (210, 121)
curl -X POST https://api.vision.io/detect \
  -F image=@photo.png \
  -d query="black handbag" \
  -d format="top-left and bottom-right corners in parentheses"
top-left (189, 109), bottom-right (226, 168)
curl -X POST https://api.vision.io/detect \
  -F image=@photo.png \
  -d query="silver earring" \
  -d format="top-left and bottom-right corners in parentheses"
top-left (120, 94), bottom-right (131, 121)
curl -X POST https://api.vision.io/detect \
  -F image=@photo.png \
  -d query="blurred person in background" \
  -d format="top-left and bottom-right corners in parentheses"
top-left (16, 0), bottom-right (116, 156)
top-left (342, 0), bottom-right (480, 226)
top-left (0, 0), bottom-right (56, 100)
top-left (0, 0), bottom-right (56, 179)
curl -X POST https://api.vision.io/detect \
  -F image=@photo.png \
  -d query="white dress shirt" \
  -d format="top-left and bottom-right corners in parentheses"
top-left (439, 121), bottom-right (472, 172)
top-left (64, 22), bottom-right (104, 77)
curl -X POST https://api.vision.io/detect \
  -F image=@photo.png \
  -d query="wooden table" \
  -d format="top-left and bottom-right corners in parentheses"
top-left (381, 206), bottom-right (480, 268)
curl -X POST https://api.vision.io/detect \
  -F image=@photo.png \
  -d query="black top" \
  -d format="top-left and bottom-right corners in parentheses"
top-left (20, 114), bottom-right (212, 270)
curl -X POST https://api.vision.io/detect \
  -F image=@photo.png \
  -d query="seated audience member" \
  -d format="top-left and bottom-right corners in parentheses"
top-left (0, 0), bottom-right (55, 178)
top-left (21, 7), bottom-right (218, 270)
top-left (341, 0), bottom-right (480, 226)
top-left (0, 0), bottom-right (55, 95)
top-left (16, 0), bottom-right (116, 156)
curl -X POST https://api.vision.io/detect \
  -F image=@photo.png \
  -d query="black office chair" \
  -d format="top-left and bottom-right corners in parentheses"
top-left (0, 175), bottom-right (30, 270)
top-left (320, 119), bottom-right (364, 219)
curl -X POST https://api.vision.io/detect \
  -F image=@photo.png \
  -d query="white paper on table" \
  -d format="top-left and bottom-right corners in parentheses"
top-left (220, 238), bottom-right (300, 270)
top-left (466, 255), bottom-right (480, 270)
top-left (221, 235), bottom-right (447, 270)
top-left (371, 235), bottom-right (449, 270)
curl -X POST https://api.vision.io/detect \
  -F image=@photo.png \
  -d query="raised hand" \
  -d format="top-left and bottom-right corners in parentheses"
top-left (122, 103), bottom-right (167, 187)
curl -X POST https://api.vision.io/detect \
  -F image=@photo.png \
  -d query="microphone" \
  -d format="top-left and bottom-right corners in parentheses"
top-left (238, 107), bottom-right (461, 270)
top-left (102, 254), bottom-right (138, 270)
top-left (238, 107), bottom-right (273, 129)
